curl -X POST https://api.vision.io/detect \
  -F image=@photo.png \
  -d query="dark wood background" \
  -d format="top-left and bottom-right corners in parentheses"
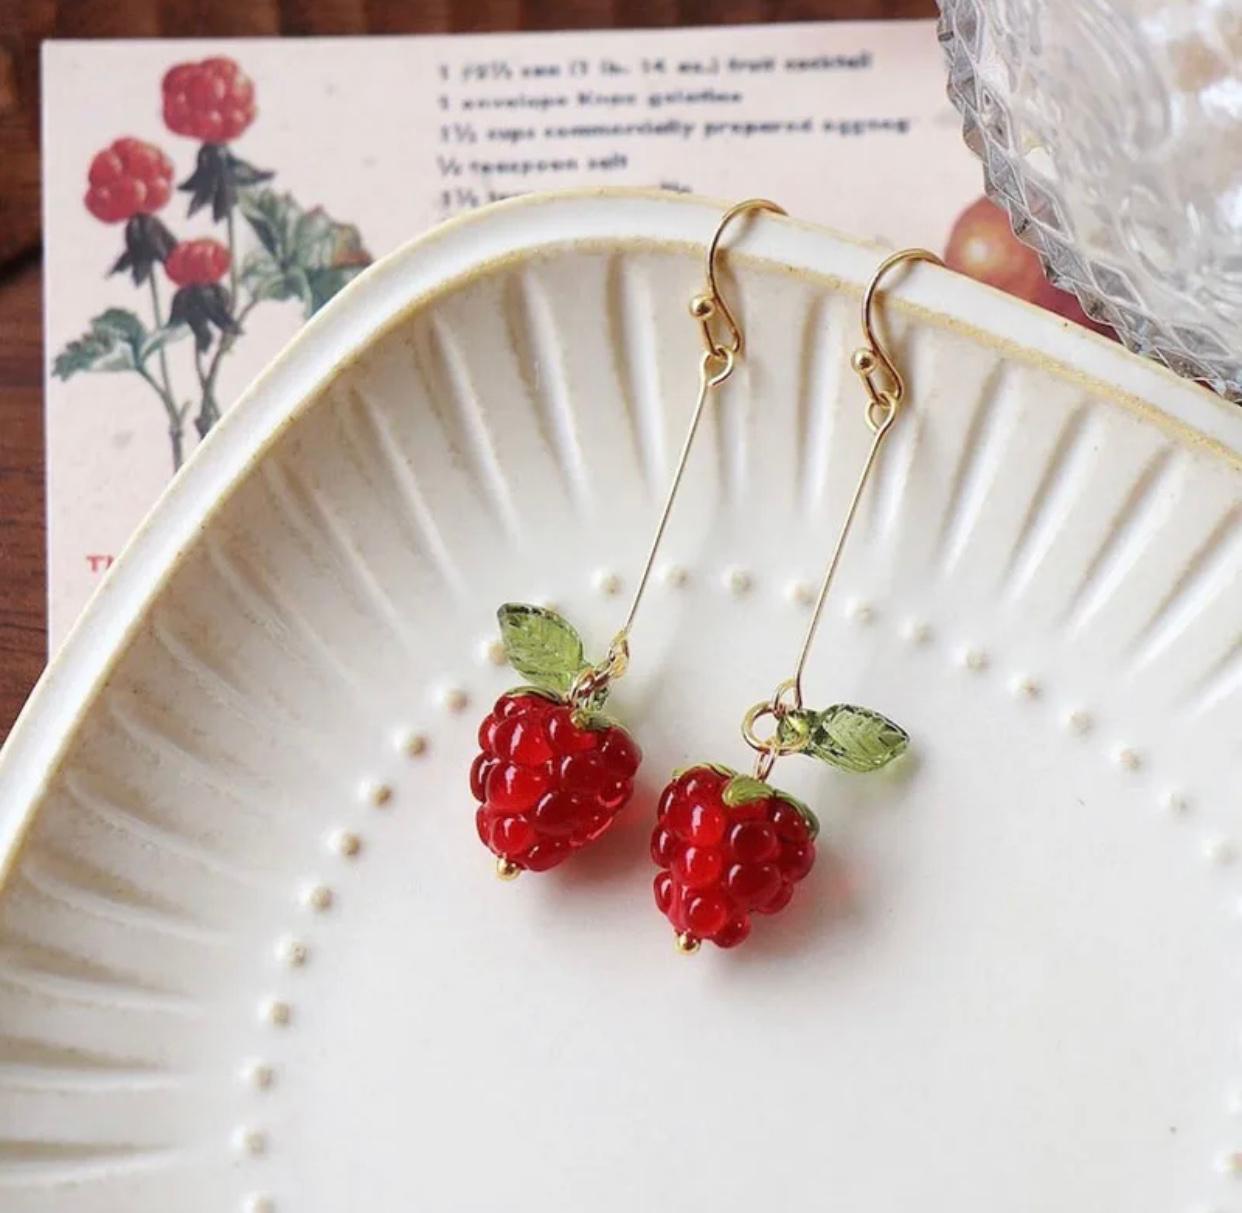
top-left (0, 0), bottom-right (936, 741)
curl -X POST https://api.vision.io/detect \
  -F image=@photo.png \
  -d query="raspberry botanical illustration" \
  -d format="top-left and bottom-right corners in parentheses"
top-left (162, 56), bottom-right (257, 143)
top-left (85, 137), bottom-right (174, 224)
top-left (165, 238), bottom-right (231, 287)
top-left (54, 56), bottom-right (371, 470)
top-left (85, 138), bottom-right (178, 291)
top-left (165, 239), bottom-right (238, 353)
top-left (471, 605), bottom-right (642, 878)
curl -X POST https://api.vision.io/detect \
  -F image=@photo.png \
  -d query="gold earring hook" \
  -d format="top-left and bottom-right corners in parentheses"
top-left (691, 198), bottom-right (787, 360)
top-left (851, 248), bottom-right (943, 432)
top-left (566, 200), bottom-right (787, 714)
top-left (741, 246), bottom-right (941, 778)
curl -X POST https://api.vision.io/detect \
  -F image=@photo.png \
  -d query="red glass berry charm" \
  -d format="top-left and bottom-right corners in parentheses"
top-left (651, 765), bottom-right (817, 952)
top-left (471, 603), bottom-right (641, 877)
top-left (163, 57), bottom-right (256, 143)
top-left (84, 137), bottom-right (173, 223)
top-left (165, 239), bottom-right (231, 286)
top-left (472, 691), bottom-right (641, 876)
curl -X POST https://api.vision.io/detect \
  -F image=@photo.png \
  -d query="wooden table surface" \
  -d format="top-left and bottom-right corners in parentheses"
top-left (0, 0), bottom-right (936, 742)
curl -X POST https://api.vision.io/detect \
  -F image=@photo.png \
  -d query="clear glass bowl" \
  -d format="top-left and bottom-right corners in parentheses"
top-left (938, 0), bottom-right (1242, 400)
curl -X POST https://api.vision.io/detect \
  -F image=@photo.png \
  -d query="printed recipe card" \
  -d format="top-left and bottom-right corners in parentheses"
top-left (43, 22), bottom-right (984, 648)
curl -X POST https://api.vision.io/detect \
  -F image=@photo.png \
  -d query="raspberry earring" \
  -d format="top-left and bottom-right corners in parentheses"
top-left (651, 248), bottom-right (943, 952)
top-left (470, 199), bottom-right (788, 879)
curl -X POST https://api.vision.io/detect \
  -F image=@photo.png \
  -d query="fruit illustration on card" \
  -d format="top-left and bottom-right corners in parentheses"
top-left (54, 56), bottom-right (373, 471)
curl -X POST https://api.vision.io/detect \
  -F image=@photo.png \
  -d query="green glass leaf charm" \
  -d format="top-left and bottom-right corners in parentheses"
top-left (778, 704), bottom-right (909, 773)
top-left (496, 604), bottom-right (587, 695)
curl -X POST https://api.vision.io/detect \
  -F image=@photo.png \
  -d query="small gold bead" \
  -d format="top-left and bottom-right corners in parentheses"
top-left (495, 857), bottom-right (521, 881)
top-left (689, 294), bottom-right (715, 319)
top-left (675, 932), bottom-right (701, 955)
top-left (851, 347), bottom-right (877, 375)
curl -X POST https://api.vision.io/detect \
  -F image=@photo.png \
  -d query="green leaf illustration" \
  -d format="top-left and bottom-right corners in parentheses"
top-left (306, 266), bottom-right (361, 314)
top-left (722, 774), bottom-right (773, 806)
top-left (239, 189), bottom-right (288, 258)
top-left (496, 604), bottom-right (587, 695)
top-left (139, 323), bottom-right (190, 363)
top-left (53, 308), bottom-right (156, 379)
top-left (778, 704), bottom-right (909, 773)
top-left (238, 189), bottom-right (370, 318)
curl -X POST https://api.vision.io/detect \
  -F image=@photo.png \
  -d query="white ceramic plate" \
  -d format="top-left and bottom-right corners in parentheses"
top-left (1, 190), bottom-right (1240, 1213)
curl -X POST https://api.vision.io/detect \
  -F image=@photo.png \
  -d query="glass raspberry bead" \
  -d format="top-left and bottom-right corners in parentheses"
top-left (469, 691), bottom-right (640, 875)
top-left (651, 764), bottom-right (816, 950)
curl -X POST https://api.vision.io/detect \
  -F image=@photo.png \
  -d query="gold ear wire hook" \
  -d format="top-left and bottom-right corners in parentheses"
top-left (741, 246), bottom-right (941, 777)
top-left (851, 248), bottom-right (943, 432)
top-left (692, 198), bottom-right (787, 360)
top-left (568, 200), bottom-right (786, 714)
